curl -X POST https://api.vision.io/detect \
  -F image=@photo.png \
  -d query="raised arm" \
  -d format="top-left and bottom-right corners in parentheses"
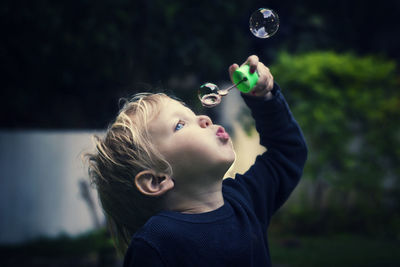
top-left (224, 56), bottom-right (308, 225)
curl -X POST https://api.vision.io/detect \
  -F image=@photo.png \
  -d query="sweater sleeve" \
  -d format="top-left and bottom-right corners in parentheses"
top-left (123, 238), bottom-right (165, 267)
top-left (224, 83), bottom-right (308, 226)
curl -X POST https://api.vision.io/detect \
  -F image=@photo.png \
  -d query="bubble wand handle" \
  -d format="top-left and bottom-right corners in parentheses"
top-left (220, 77), bottom-right (247, 94)
top-left (232, 64), bottom-right (259, 93)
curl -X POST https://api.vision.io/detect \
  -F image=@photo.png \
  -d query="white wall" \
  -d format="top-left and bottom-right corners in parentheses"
top-left (0, 130), bottom-right (105, 244)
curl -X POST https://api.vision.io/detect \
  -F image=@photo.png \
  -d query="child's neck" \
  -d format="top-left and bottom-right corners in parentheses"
top-left (165, 180), bottom-right (224, 214)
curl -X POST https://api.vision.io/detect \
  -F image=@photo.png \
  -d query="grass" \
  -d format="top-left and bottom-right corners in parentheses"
top-left (269, 233), bottom-right (400, 267)
top-left (1, 229), bottom-right (399, 266)
top-left (0, 229), bottom-right (120, 267)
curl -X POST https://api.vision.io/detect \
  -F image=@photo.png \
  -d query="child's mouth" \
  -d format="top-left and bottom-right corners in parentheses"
top-left (216, 127), bottom-right (230, 141)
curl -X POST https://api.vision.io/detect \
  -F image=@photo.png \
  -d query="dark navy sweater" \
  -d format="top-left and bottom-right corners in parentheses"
top-left (123, 83), bottom-right (308, 267)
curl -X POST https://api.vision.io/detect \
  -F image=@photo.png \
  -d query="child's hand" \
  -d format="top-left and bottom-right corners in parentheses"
top-left (229, 55), bottom-right (274, 98)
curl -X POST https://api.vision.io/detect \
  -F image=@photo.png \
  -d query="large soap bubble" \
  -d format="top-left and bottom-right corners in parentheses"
top-left (198, 78), bottom-right (248, 108)
top-left (249, 8), bottom-right (279, 38)
top-left (198, 83), bottom-right (222, 108)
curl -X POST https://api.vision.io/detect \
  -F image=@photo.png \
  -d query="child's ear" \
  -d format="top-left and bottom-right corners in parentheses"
top-left (134, 170), bottom-right (174, 197)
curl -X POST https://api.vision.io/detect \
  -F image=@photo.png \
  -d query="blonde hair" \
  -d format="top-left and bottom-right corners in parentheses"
top-left (84, 93), bottom-right (173, 255)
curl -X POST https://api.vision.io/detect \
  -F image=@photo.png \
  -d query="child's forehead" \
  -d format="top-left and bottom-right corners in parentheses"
top-left (161, 97), bottom-right (196, 116)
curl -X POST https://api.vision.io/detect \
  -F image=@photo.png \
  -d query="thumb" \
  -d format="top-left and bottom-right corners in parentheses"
top-left (228, 64), bottom-right (239, 83)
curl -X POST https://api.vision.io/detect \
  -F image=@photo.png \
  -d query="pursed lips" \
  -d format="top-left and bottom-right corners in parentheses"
top-left (216, 126), bottom-right (230, 141)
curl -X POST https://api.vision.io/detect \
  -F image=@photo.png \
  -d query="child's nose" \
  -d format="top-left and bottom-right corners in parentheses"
top-left (198, 115), bottom-right (213, 128)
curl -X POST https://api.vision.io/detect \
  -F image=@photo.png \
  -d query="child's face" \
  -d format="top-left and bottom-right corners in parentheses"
top-left (148, 97), bottom-right (235, 183)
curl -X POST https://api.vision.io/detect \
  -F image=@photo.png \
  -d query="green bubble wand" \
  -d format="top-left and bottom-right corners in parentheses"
top-left (198, 65), bottom-right (259, 108)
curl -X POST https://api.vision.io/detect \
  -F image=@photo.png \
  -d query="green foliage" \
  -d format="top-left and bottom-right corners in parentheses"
top-left (269, 51), bottom-right (400, 236)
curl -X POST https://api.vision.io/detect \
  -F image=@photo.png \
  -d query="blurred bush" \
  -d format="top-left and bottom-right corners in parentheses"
top-left (268, 51), bottom-right (400, 238)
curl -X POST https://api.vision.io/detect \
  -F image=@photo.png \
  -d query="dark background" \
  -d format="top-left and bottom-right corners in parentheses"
top-left (1, 0), bottom-right (399, 129)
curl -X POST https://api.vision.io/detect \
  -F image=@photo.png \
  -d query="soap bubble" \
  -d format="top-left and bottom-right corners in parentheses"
top-left (198, 83), bottom-right (222, 108)
top-left (249, 8), bottom-right (279, 38)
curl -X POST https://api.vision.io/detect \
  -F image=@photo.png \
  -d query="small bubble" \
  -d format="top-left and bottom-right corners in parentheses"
top-left (249, 8), bottom-right (279, 38)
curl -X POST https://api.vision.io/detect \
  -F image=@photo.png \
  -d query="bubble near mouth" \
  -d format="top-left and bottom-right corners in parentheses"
top-left (200, 93), bottom-right (221, 107)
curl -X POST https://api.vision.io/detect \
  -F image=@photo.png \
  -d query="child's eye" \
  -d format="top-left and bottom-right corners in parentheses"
top-left (174, 121), bottom-right (185, 131)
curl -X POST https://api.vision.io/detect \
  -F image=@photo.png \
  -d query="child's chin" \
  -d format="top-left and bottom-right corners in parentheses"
top-left (222, 156), bottom-right (236, 170)
top-left (226, 150), bottom-right (236, 164)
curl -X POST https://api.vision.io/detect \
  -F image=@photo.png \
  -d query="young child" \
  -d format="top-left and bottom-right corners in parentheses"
top-left (86, 55), bottom-right (308, 266)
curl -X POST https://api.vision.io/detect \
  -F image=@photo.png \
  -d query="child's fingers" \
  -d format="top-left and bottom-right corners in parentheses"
top-left (243, 55), bottom-right (259, 73)
top-left (228, 63), bottom-right (239, 84)
top-left (248, 62), bottom-right (274, 96)
top-left (267, 71), bottom-right (274, 90)
top-left (259, 62), bottom-right (274, 89)
top-left (230, 56), bottom-right (273, 96)
top-left (255, 62), bottom-right (268, 86)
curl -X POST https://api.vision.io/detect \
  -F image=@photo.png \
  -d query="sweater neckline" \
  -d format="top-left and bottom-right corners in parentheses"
top-left (156, 200), bottom-right (233, 223)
